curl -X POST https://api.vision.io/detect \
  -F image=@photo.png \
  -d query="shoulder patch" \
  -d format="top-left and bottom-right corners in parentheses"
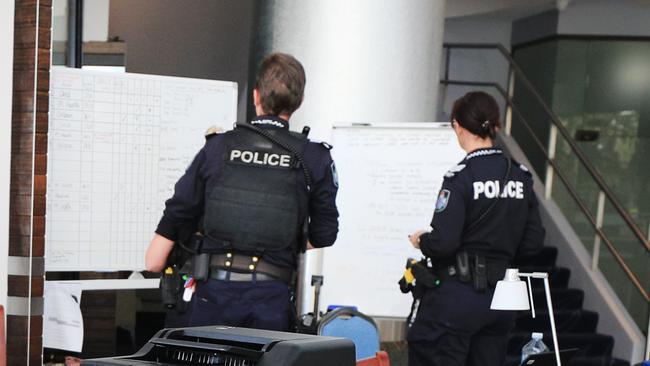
top-left (435, 189), bottom-right (451, 212)
top-left (330, 162), bottom-right (339, 188)
top-left (444, 164), bottom-right (466, 178)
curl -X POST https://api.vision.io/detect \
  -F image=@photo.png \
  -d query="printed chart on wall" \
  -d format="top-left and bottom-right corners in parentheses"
top-left (320, 123), bottom-right (466, 318)
top-left (46, 68), bottom-right (237, 271)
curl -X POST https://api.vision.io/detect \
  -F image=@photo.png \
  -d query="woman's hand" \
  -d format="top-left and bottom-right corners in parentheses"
top-left (408, 230), bottom-right (427, 249)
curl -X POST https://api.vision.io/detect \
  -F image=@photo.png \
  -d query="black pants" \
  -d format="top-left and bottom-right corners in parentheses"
top-left (407, 279), bottom-right (515, 366)
top-left (187, 279), bottom-right (292, 331)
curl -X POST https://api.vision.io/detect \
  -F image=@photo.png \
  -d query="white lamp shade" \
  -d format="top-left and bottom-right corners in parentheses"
top-left (490, 276), bottom-right (530, 311)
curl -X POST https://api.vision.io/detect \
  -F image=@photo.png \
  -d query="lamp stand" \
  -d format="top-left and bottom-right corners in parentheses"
top-left (519, 272), bottom-right (562, 366)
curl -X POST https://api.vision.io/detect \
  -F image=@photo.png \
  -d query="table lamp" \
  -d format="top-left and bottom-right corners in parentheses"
top-left (490, 268), bottom-right (562, 366)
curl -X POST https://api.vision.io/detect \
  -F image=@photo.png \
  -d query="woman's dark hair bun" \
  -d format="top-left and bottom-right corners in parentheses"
top-left (451, 91), bottom-right (501, 139)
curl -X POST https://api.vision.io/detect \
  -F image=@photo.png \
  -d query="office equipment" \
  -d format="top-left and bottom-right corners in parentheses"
top-left (46, 67), bottom-right (237, 272)
top-left (319, 123), bottom-right (464, 317)
top-left (491, 269), bottom-right (562, 366)
top-left (81, 326), bottom-right (356, 366)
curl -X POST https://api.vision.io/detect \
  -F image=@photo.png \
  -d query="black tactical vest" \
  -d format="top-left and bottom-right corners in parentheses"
top-left (203, 123), bottom-right (310, 253)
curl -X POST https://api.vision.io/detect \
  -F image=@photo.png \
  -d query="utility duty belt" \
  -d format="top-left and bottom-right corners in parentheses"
top-left (191, 252), bottom-right (294, 284)
top-left (440, 251), bottom-right (508, 292)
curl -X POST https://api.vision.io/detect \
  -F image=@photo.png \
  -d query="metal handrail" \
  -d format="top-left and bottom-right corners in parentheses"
top-left (443, 43), bottom-right (650, 252)
top-left (440, 60), bottom-right (649, 303)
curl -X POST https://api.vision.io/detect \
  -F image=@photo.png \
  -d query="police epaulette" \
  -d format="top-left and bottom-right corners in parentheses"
top-left (444, 164), bottom-right (466, 178)
top-left (509, 158), bottom-right (532, 177)
top-left (318, 141), bottom-right (333, 150)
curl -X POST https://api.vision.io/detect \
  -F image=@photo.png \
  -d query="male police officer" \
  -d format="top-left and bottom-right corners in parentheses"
top-left (145, 53), bottom-right (339, 331)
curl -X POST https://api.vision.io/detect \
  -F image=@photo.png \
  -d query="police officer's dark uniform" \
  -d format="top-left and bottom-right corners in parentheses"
top-left (407, 147), bottom-right (545, 366)
top-left (155, 115), bottom-right (339, 331)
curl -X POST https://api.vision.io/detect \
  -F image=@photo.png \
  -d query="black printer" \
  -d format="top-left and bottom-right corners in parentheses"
top-left (81, 325), bottom-right (356, 366)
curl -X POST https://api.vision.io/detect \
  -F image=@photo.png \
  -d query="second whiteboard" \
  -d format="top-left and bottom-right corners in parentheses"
top-left (320, 123), bottom-right (465, 318)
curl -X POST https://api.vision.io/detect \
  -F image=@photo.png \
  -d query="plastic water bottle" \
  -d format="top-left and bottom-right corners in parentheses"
top-left (521, 332), bottom-right (549, 364)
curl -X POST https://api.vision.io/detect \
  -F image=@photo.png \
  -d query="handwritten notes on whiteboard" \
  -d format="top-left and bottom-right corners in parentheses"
top-left (46, 68), bottom-right (237, 271)
top-left (320, 124), bottom-right (465, 317)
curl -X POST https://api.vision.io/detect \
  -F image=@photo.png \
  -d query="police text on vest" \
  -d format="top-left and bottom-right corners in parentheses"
top-left (230, 150), bottom-right (291, 167)
top-left (473, 180), bottom-right (524, 200)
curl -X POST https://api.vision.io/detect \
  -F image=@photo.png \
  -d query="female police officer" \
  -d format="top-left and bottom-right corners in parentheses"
top-left (407, 91), bottom-right (545, 366)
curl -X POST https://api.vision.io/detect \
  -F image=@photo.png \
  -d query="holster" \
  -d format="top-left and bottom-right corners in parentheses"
top-left (473, 255), bottom-right (487, 293)
top-left (398, 258), bottom-right (441, 299)
top-left (192, 253), bottom-right (211, 281)
top-left (160, 268), bottom-right (182, 309)
top-left (455, 251), bottom-right (489, 293)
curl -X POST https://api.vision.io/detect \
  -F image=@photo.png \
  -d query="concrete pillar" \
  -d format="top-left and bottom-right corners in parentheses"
top-left (253, 0), bottom-right (447, 315)
top-left (253, 0), bottom-right (447, 140)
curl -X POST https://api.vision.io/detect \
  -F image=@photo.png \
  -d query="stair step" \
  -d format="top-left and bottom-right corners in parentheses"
top-left (610, 358), bottom-right (631, 366)
top-left (514, 310), bottom-right (599, 333)
top-left (507, 332), bottom-right (614, 359)
top-left (515, 246), bottom-right (558, 268)
top-left (532, 288), bottom-right (584, 311)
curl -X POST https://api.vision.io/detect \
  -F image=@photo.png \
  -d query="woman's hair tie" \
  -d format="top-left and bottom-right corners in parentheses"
top-left (482, 120), bottom-right (490, 129)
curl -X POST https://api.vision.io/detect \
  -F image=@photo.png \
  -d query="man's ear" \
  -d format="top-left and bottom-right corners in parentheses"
top-left (253, 88), bottom-right (261, 107)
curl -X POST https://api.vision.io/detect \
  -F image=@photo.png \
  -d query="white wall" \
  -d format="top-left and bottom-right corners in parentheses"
top-left (558, 0), bottom-right (650, 37)
top-left (52, 0), bottom-right (67, 42)
top-left (83, 0), bottom-right (110, 41)
top-left (0, 0), bottom-right (15, 314)
top-left (53, 0), bottom-right (111, 42)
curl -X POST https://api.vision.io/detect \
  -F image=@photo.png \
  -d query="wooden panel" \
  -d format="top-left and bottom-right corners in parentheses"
top-left (8, 173), bottom-right (45, 196)
top-left (35, 133), bottom-right (47, 153)
top-left (6, 316), bottom-right (43, 337)
top-left (10, 194), bottom-right (45, 217)
top-left (9, 215), bottom-right (45, 237)
top-left (7, 275), bottom-right (44, 297)
top-left (12, 48), bottom-right (35, 70)
top-left (9, 0), bottom-right (52, 363)
top-left (8, 236), bottom-right (45, 257)
top-left (6, 336), bottom-right (42, 366)
top-left (13, 91), bottom-right (48, 113)
top-left (11, 90), bottom-right (34, 112)
top-left (11, 71), bottom-right (49, 93)
top-left (9, 173), bottom-right (33, 195)
top-left (13, 26), bottom-right (51, 50)
top-left (10, 154), bottom-right (46, 175)
top-left (13, 4), bottom-right (51, 28)
top-left (11, 112), bottom-right (48, 134)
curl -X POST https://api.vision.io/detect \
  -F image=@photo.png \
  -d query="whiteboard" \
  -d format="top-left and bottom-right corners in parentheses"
top-left (320, 123), bottom-right (466, 318)
top-left (46, 68), bottom-right (238, 271)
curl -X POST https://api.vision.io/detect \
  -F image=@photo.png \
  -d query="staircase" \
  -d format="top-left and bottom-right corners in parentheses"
top-left (504, 246), bottom-right (629, 366)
